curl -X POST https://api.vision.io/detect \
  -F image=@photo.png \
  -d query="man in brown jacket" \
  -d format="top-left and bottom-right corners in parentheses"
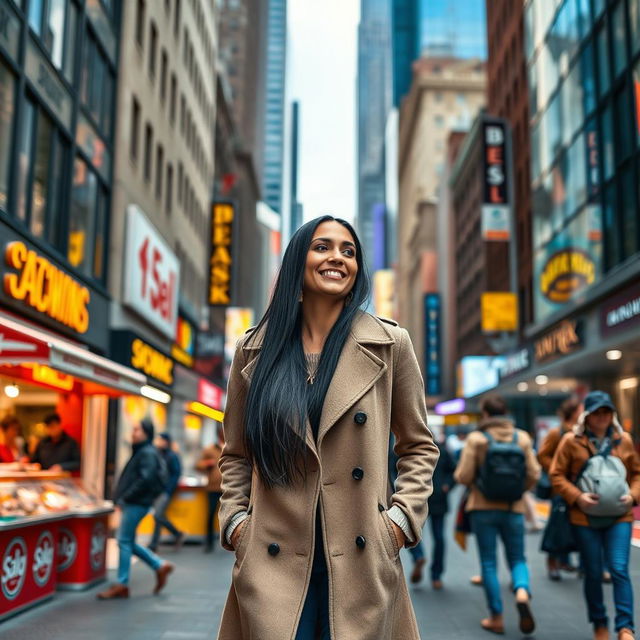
top-left (455, 395), bottom-right (540, 636)
top-left (196, 426), bottom-right (224, 552)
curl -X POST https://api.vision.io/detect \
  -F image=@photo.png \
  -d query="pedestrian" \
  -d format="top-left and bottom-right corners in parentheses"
top-left (550, 391), bottom-right (640, 640)
top-left (97, 418), bottom-right (174, 599)
top-left (426, 431), bottom-right (456, 590)
top-left (0, 416), bottom-right (28, 464)
top-left (196, 425), bottom-right (224, 552)
top-left (31, 413), bottom-right (80, 471)
top-left (538, 396), bottom-right (582, 580)
top-left (454, 395), bottom-right (540, 635)
top-left (216, 216), bottom-right (439, 640)
top-left (148, 433), bottom-right (185, 552)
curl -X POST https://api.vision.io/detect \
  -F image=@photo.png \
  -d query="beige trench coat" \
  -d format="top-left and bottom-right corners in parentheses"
top-left (217, 312), bottom-right (439, 640)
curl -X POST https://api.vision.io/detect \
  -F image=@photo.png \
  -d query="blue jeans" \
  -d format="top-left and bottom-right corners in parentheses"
top-left (117, 503), bottom-right (164, 585)
top-left (430, 514), bottom-right (446, 581)
top-left (470, 510), bottom-right (530, 615)
top-left (296, 569), bottom-right (330, 639)
top-left (573, 522), bottom-right (634, 632)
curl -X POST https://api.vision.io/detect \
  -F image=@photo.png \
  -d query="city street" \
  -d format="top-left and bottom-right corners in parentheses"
top-left (3, 504), bottom-right (639, 639)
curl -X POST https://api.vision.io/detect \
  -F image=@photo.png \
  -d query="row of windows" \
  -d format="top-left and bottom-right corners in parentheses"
top-left (175, 240), bottom-right (205, 314)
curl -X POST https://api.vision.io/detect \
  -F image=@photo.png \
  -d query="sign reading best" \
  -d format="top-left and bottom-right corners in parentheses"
top-left (123, 206), bottom-right (180, 339)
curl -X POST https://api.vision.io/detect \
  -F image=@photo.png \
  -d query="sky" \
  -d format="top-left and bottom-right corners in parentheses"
top-left (287, 0), bottom-right (360, 226)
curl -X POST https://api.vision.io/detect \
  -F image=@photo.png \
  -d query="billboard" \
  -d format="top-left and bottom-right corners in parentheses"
top-left (481, 120), bottom-right (511, 241)
top-left (209, 202), bottom-right (234, 306)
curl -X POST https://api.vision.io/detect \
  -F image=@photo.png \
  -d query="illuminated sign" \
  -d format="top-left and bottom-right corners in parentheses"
top-left (29, 364), bottom-right (75, 391)
top-left (481, 292), bottom-right (518, 332)
top-left (198, 378), bottom-right (223, 410)
top-left (171, 315), bottom-right (196, 368)
top-left (534, 319), bottom-right (584, 363)
top-left (435, 398), bottom-right (465, 415)
top-left (424, 294), bottom-right (441, 396)
top-left (540, 249), bottom-right (595, 303)
top-left (123, 206), bottom-right (179, 339)
top-left (111, 331), bottom-right (174, 388)
top-left (600, 282), bottom-right (640, 338)
top-left (209, 203), bottom-right (234, 306)
top-left (4, 241), bottom-right (90, 333)
top-left (498, 346), bottom-right (532, 380)
top-left (481, 120), bottom-right (511, 241)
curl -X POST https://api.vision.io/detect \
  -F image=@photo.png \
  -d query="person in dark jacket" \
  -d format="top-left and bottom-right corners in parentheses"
top-left (31, 413), bottom-right (80, 471)
top-left (149, 433), bottom-right (184, 551)
top-left (98, 418), bottom-right (174, 600)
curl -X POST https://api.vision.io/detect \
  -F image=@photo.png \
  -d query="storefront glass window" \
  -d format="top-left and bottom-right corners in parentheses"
top-left (612, 1), bottom-right (627, 78)
top-left (600, 102), bottom-right (614, 180)
top-left (15, 99), bottom-right (35, 222)
top-left (0, 62), bottom-right (16, 212)
top-left (29, 111), bottom-right (53, 239)
top-left (603, 182), bottom-right (620, 270)
top-left (68, 157), bottom-right (97, 275)
top-left (621, 166), bottom-right (639, 260)
top-left (597, 26), bottom-right (610, 97)
top-left (581, 43), bottom-right (596, 116)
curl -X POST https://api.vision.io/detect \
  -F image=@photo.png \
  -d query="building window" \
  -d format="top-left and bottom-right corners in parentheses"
top-left (0, 62), bottom-right (16, 212)
top-left (144, 123), bottom-right (153, 182)
top-left (130, 97), bottom-right (140, 161)
top-left (174, 0), bottom-right (181, 37)
top-left (81, 32), bottom-right (116, 138)
top-left (177, 162), bottom-right (183, 203)
top-left (160, 50), bottom-right (168, 103)
top-left (612, 0), bottom-right (627, 77)
top-left (180, 94), bottom-right (185, 133)
top-left (634, 60), bottom-right (640, 146)
top-left (155, 144), bottom-right (164, 200)
top-left (136, 0), bottom-right (145, 48)
top-left (149, 22), bottom-right (158, 79)
top-left (170, 74), bottom-right (177, 123)
top-left (68, 157), bottom-right (97, 275)
top-left (596, 26), bottom-right (610, 97)
top-left (166, 164), bottom-right (173, 215)
top-left (30, 112), bottom-right (54, 239)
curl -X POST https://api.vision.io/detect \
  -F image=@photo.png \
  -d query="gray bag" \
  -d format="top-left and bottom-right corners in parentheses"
top-left (576, 440), bottom-right (630, 517)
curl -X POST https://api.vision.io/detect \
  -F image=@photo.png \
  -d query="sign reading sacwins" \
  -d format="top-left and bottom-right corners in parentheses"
top-left (209, 203), bottom-right (234, 306)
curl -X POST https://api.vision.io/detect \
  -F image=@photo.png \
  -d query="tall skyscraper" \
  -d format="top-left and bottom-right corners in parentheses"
top-left (357, 0), bottom-right (392, 269)
top-left (420, 0), bottom-right (487, 59)
top-left (261, 0), bottom-right (287, 215)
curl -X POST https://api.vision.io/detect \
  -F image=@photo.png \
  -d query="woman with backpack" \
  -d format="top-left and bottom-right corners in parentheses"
top-left (216, 216), bottom-right (439, 639)
top-left (455, 395), bottom-right (541, 635)
top-left (538, 396), bottom-right (582, 580)
top-left (550, 391), bottom-right (640, 640)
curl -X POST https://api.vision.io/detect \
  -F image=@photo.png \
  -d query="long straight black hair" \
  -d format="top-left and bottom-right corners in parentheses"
top-left (243, 215), bottom-right (371, 487)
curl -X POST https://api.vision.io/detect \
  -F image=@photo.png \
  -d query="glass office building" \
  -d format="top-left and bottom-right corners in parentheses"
top-left (526, 0), bottom-right (640, 323)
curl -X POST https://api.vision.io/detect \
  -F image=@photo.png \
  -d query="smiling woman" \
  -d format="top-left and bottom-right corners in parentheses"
top-left (216, 215), bottom-right (439, 640)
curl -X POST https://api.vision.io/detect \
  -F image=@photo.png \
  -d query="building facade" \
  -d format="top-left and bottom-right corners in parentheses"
top-left (396, 57), bottom-right (485, 387)
top-left (261, 0), bottom-right (286, 215)
top-left (357, 0), bottom-right (392, 269)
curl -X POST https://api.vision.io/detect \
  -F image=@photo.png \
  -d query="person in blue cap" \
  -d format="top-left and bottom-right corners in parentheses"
top-left (551, 391), bottom-right (640, 640)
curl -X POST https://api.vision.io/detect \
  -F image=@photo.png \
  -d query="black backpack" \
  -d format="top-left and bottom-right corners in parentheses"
top-left (476, 431), bottom-right (526, 503)
top-left (150, 449), bottom-right (170, 498)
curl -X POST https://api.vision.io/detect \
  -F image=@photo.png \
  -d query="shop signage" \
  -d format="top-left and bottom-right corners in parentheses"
top-left (4, 241), bottom-right (90, 333)
top-left (194, 329), bottom-right (225, 381)
top-left (424, 293), bottom-right (442, 396)
top-left (198, 378), bottom-right (223, 410)
top-left (481, 120), bottom-right (511, 241)
top-left (0, 0), bottom-right (20, 61)
top-left (534, 319), bottom-right (584, 363)
top-left (32, 530), bottom-right (54, 587)
top-left (171, 314), bottom-right (196, 368)
top-left (111, 330), bottom-right (174, 388)
top-left (481, 292), bottom-right (518, 332)
top-left (540, 249), bottom-right (596, 303)
top-left (1, 536), bottom-right (26, 600)
top-left (457, 355), bottom-right (505, 398)
top-left (600, 281), bottom-right (640, 337)
top-left (224, 307), bottom-right (254, 362)
top-left (498, 346), bottom-right (532, 380)
top-left (24, 38), bottom-right (72, 129)
top-left (123, 206), bottom-right (180, 340)
top-left (435, 398), bottom-right (465, 415)
top-left (90, 521), bottom-right (106, 571)
top-left (29, 363), bottom-right (74, 391)
top-left (209, 202), bottom-right (234, 306)
top-left (57, 528), bottom-right (77, 571)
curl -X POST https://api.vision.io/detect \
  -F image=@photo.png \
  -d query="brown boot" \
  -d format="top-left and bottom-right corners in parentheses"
top-left (410, 557), bottom-right (426, 584)
top-left (97, 583), bottom-right (129, 600)
top-left (618, 629), bottom-right (634, 640)
top-left (480, 615), bottom-right (504, 634)
top-left (515, 588), bottom-right (535, 635)
top-left (154, 562), bottom-right (174, 594)
top-left (593, 626), bottom-right (610, 640)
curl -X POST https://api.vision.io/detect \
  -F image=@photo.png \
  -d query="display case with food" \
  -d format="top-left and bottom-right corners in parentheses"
top-left (0, 473), bottom-right (113, 619)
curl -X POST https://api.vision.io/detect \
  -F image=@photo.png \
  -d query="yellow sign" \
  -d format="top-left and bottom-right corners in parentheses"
top-left (373, 270), bottom-right (395, 319)
top-left (540, 249), bottom-right (595, 303)
top-left (4, 241), bottom-right (90, 333)
top-left (24, 363), bottom-right (75, 391)
top-left (209, 203), bottom-right (234, 305)
top-left (131, 338), bottom-right (174, 386)
top-left (481, 292), bottom-right (518, 332)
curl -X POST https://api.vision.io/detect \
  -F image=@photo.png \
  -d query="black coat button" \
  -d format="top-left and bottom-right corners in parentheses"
top-left (268, 543), bottom-right (280, 556)
top-left (352, 467), bottom-right (364, 481)
top-left (354, 412), bottom-right (367, 425)
top-left (355, 535), bottom-right (366, 549)
top-left (378, 503), bottom-right (385, 512)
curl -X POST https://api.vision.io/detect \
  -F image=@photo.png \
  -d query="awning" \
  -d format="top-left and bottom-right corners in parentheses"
top-left (0, 314), bottom-right (146, 395)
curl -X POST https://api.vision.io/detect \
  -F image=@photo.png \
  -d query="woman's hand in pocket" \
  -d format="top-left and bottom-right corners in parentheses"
top-left (231, 519), bottom-right (247, 550)
top-left (390, 521), bottom-right (406, 550)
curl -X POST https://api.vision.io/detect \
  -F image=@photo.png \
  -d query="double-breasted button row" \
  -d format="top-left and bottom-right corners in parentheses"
top-left (355, 535), bottom-right (366, 549)
top-left (354, 411), bottom-right (367, 425)
top-left (268, 543), bottom-right (280, 556)
top-left (352, 467), bottom-right (364, 481)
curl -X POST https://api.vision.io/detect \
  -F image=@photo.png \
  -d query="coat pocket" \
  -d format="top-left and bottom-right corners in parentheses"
top-left (233, 515), bottom-right (252, 564)
top-left (379, 510), bottom-right (401, 560)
